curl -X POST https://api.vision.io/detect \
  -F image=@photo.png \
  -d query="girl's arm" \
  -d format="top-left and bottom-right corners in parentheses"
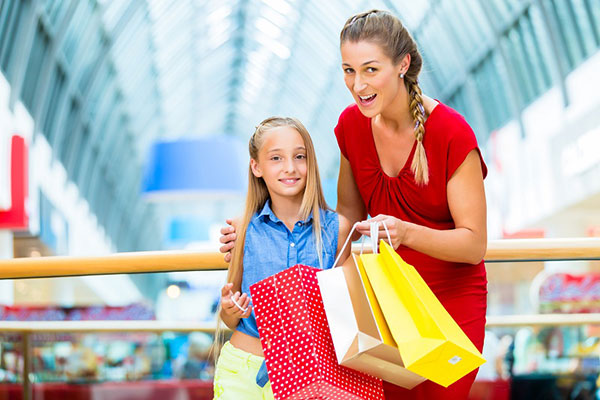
top-left (359, 150), bottom-right (487, 264)
top-left (336, 155), bottom-right (367, 241)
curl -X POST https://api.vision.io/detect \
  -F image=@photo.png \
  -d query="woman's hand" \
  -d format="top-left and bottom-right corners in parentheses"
top-left (219, 219), bottom-right (238, 263)
top-left (220, 283), bottom-right (252, 318)
top-left (356, 214), bottom-right (408, 250)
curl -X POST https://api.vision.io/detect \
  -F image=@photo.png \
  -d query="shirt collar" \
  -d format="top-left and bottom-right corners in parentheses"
top-left (257, 200), bottom-right (315, 225)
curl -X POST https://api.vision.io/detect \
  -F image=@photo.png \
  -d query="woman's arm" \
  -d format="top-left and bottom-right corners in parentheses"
top-left (361, 149), bottom-right (487, 264)
top-left (335, 214), bottom-right (353, 266)
top-left (336, 155), bottom-right (367, 241)
top-left (219, 218), bottom-right (240, 263)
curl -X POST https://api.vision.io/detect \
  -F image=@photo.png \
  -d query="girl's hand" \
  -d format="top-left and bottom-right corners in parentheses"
top-left (219, 219), bottom-right (237, 263)
top-left (356, 214), bottom-right (408, 250)
top-left (220, 283), bottom-right (252, 318)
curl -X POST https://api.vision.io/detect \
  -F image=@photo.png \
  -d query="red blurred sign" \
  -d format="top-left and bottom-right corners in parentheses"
top-left (539, 273), bottom-right (600, 313)
top-left (0, 135), bottom-right (28, 229)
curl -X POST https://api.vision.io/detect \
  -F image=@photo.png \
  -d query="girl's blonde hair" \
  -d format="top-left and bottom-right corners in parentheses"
top-left (212, 116), bottom-right (329, 359)
top-left (341, 10), bottom-right (429, 185)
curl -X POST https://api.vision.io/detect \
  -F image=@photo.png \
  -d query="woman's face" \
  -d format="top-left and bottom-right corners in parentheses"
top-left (341, 40), bottom-right (405, 118)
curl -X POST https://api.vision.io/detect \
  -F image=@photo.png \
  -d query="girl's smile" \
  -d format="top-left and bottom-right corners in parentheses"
top-left (250, 126), bottom-right (308, 203)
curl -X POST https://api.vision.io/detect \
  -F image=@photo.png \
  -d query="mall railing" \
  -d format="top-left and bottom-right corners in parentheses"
top-left (1, 237), bottom-right (600, 400)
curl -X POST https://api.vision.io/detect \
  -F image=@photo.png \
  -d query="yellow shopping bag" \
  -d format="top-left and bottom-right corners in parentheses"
top-left (361, 240), bottom-right (485, 388)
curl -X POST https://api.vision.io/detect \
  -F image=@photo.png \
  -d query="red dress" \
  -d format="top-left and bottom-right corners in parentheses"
top-left (334, 102), bottom-right (488, 399)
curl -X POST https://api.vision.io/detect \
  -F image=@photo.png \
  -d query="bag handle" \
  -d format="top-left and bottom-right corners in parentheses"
top-left (333, 220), bottom-right (392, 267)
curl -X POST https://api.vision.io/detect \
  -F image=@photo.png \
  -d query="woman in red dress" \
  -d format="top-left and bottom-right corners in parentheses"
top-left (336, 10), bottom-right (488, 399)
top-left (221, 9), bottom-right (487, 399)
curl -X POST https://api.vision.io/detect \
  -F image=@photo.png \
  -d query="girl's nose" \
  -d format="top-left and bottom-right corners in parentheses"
top-left (284, 158), bottom-right (296, 173)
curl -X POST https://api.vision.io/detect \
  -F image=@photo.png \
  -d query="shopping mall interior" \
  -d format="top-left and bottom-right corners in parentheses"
top-left (1, 0), bottom-right (600, 399)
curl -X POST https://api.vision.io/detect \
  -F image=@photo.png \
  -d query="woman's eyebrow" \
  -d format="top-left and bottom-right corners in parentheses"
top-left (342, 60), bottom-right (380, 66)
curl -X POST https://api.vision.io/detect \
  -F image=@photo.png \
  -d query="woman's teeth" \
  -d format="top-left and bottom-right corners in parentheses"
top-left (360, 94), bottom-right (376, 101)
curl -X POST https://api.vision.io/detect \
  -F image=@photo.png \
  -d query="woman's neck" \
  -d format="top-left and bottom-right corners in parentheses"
top-left (377, 86), bottom-right (414, 134)
top-left (270, 195), bottom-right (304, 231)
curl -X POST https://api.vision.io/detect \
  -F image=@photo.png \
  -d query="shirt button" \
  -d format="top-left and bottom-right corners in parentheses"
top-left (290, 242), bottom-right (295, 247)
top-left (297, 222), bottom-right (302, 226)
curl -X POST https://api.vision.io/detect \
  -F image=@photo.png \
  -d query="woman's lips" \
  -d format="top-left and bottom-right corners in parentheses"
top-left (358, 93), bottom-right (377, 106)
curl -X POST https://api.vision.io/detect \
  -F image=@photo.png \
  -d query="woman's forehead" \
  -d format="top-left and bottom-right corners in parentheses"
top-left (341, 40), bottom-right (388, 64)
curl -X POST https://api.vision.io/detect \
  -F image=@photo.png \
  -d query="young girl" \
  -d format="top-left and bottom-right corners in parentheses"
top-left (212, 117), bottom-right (351, 400)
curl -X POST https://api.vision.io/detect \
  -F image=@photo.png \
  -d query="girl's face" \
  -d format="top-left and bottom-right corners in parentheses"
top-left (341, 40), bottom-right (405, 118)
top-left (250, 126), bottom-right (308, 203)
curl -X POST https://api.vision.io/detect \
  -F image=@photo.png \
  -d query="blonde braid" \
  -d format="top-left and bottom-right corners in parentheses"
top-left (408, 79), bottom-right (429, 185)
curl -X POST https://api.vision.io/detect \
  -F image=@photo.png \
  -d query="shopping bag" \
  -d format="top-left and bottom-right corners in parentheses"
top-left (317, 252), bottom-right (426, 388)
top-left (250, 264), bottom-right (384, 400)
top-left (362, 238), bottom-right (486, 387)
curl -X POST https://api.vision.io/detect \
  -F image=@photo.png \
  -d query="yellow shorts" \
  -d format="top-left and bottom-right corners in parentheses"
top-left (213, 341), bottom-right (275, 400)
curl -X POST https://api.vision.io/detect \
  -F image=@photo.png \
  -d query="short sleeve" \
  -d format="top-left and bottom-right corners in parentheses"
top-left (334, 109), bottom-right (349, 159)
top-left (446, 120), bottom-right (488, 181)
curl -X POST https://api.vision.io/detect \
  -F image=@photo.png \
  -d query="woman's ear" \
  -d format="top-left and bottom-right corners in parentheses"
top-left (399, 53), bottom-right (411, 76)
top-left (250, 158), bottom-right (262, 178)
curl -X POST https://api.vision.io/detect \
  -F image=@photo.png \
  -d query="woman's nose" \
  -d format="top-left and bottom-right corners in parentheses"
top-left (353, 76), bottom-right (366, 92)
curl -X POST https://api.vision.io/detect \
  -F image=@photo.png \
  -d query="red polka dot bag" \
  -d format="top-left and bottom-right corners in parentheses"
top-left (250, 264), bottom-right (384, 400)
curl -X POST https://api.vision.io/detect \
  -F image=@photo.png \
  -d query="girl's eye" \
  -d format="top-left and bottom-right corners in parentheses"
top-left (296, 154), bottom-right (306, 160)
top-left (271, 156), bottom-right (281, 161)
top-left (343, 67), bottom-right (354, 74)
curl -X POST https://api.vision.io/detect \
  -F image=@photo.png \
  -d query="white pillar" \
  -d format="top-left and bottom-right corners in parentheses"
top-left (0, 230), bottom-right (14, 305)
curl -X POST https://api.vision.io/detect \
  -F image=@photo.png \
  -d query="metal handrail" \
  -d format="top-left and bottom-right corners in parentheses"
top-left (0, 313), bottom-right (599, 333)
top-left (0, 238), bottom-right (599, 280)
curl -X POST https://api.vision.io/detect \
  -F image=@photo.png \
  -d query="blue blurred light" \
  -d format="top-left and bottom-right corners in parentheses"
top-left (141, 137), bottom-right (247, 201)
top-left (166, 217), bottom-right (210, 244)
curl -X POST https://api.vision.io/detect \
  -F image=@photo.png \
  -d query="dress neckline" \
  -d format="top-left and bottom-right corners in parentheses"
top-left (368, 102), bottom-right (441, 179)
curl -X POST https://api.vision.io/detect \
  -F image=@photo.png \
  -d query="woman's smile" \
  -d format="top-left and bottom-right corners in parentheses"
top-left (358, 93), bottom-right (377, 106)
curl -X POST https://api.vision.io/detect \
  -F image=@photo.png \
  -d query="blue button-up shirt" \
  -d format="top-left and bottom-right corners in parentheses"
top-left (236, 200), bottom-right (339, 338)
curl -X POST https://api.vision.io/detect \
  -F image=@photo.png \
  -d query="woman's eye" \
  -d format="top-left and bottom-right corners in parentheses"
top-left (366, 67), bottom-right (377, 73)
top-left (343, 67), bottom-right (354, 74)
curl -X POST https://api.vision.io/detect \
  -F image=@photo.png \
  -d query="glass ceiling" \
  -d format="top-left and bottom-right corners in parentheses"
top-left (98, 0), bottom-right (438, 178)
top-left (5, 0), bottom-right (585, 250)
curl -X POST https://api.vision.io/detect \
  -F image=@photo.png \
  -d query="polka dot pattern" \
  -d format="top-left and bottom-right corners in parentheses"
top-left (250, 264), bottom-right (384, 400)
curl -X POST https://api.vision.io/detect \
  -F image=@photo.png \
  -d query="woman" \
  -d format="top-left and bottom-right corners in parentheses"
top-left (221, 10), bottom-right (488, 399)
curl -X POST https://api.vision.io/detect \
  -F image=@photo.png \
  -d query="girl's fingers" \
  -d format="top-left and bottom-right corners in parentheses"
top-left (241, 304), bottom-right (253, 318)
top-left (224, 252), bottom-right (232, 263)
top-left (240, 297), bottom-right (250, 310)
top-left (220, 283), bottom-right (233, 296)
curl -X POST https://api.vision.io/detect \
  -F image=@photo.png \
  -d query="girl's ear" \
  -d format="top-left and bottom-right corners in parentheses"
top-left (250, 158), bottom-right (262, 177)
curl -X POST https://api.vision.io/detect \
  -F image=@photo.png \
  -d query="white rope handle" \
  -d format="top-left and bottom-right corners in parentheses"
top-left (333, 222), bottom-right (360, 267)
top-left (333, 220), bottom-right (393, 266)
top-left (229, 290), bottom-right (248, 313)
top-left (370, 221), bottom-right (392, 254)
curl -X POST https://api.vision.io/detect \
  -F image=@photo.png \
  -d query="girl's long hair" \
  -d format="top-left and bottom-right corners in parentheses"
top-left (212, 116), bottom-right (329, 360)
top-left (341, 10), bottom-right (429, 185)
